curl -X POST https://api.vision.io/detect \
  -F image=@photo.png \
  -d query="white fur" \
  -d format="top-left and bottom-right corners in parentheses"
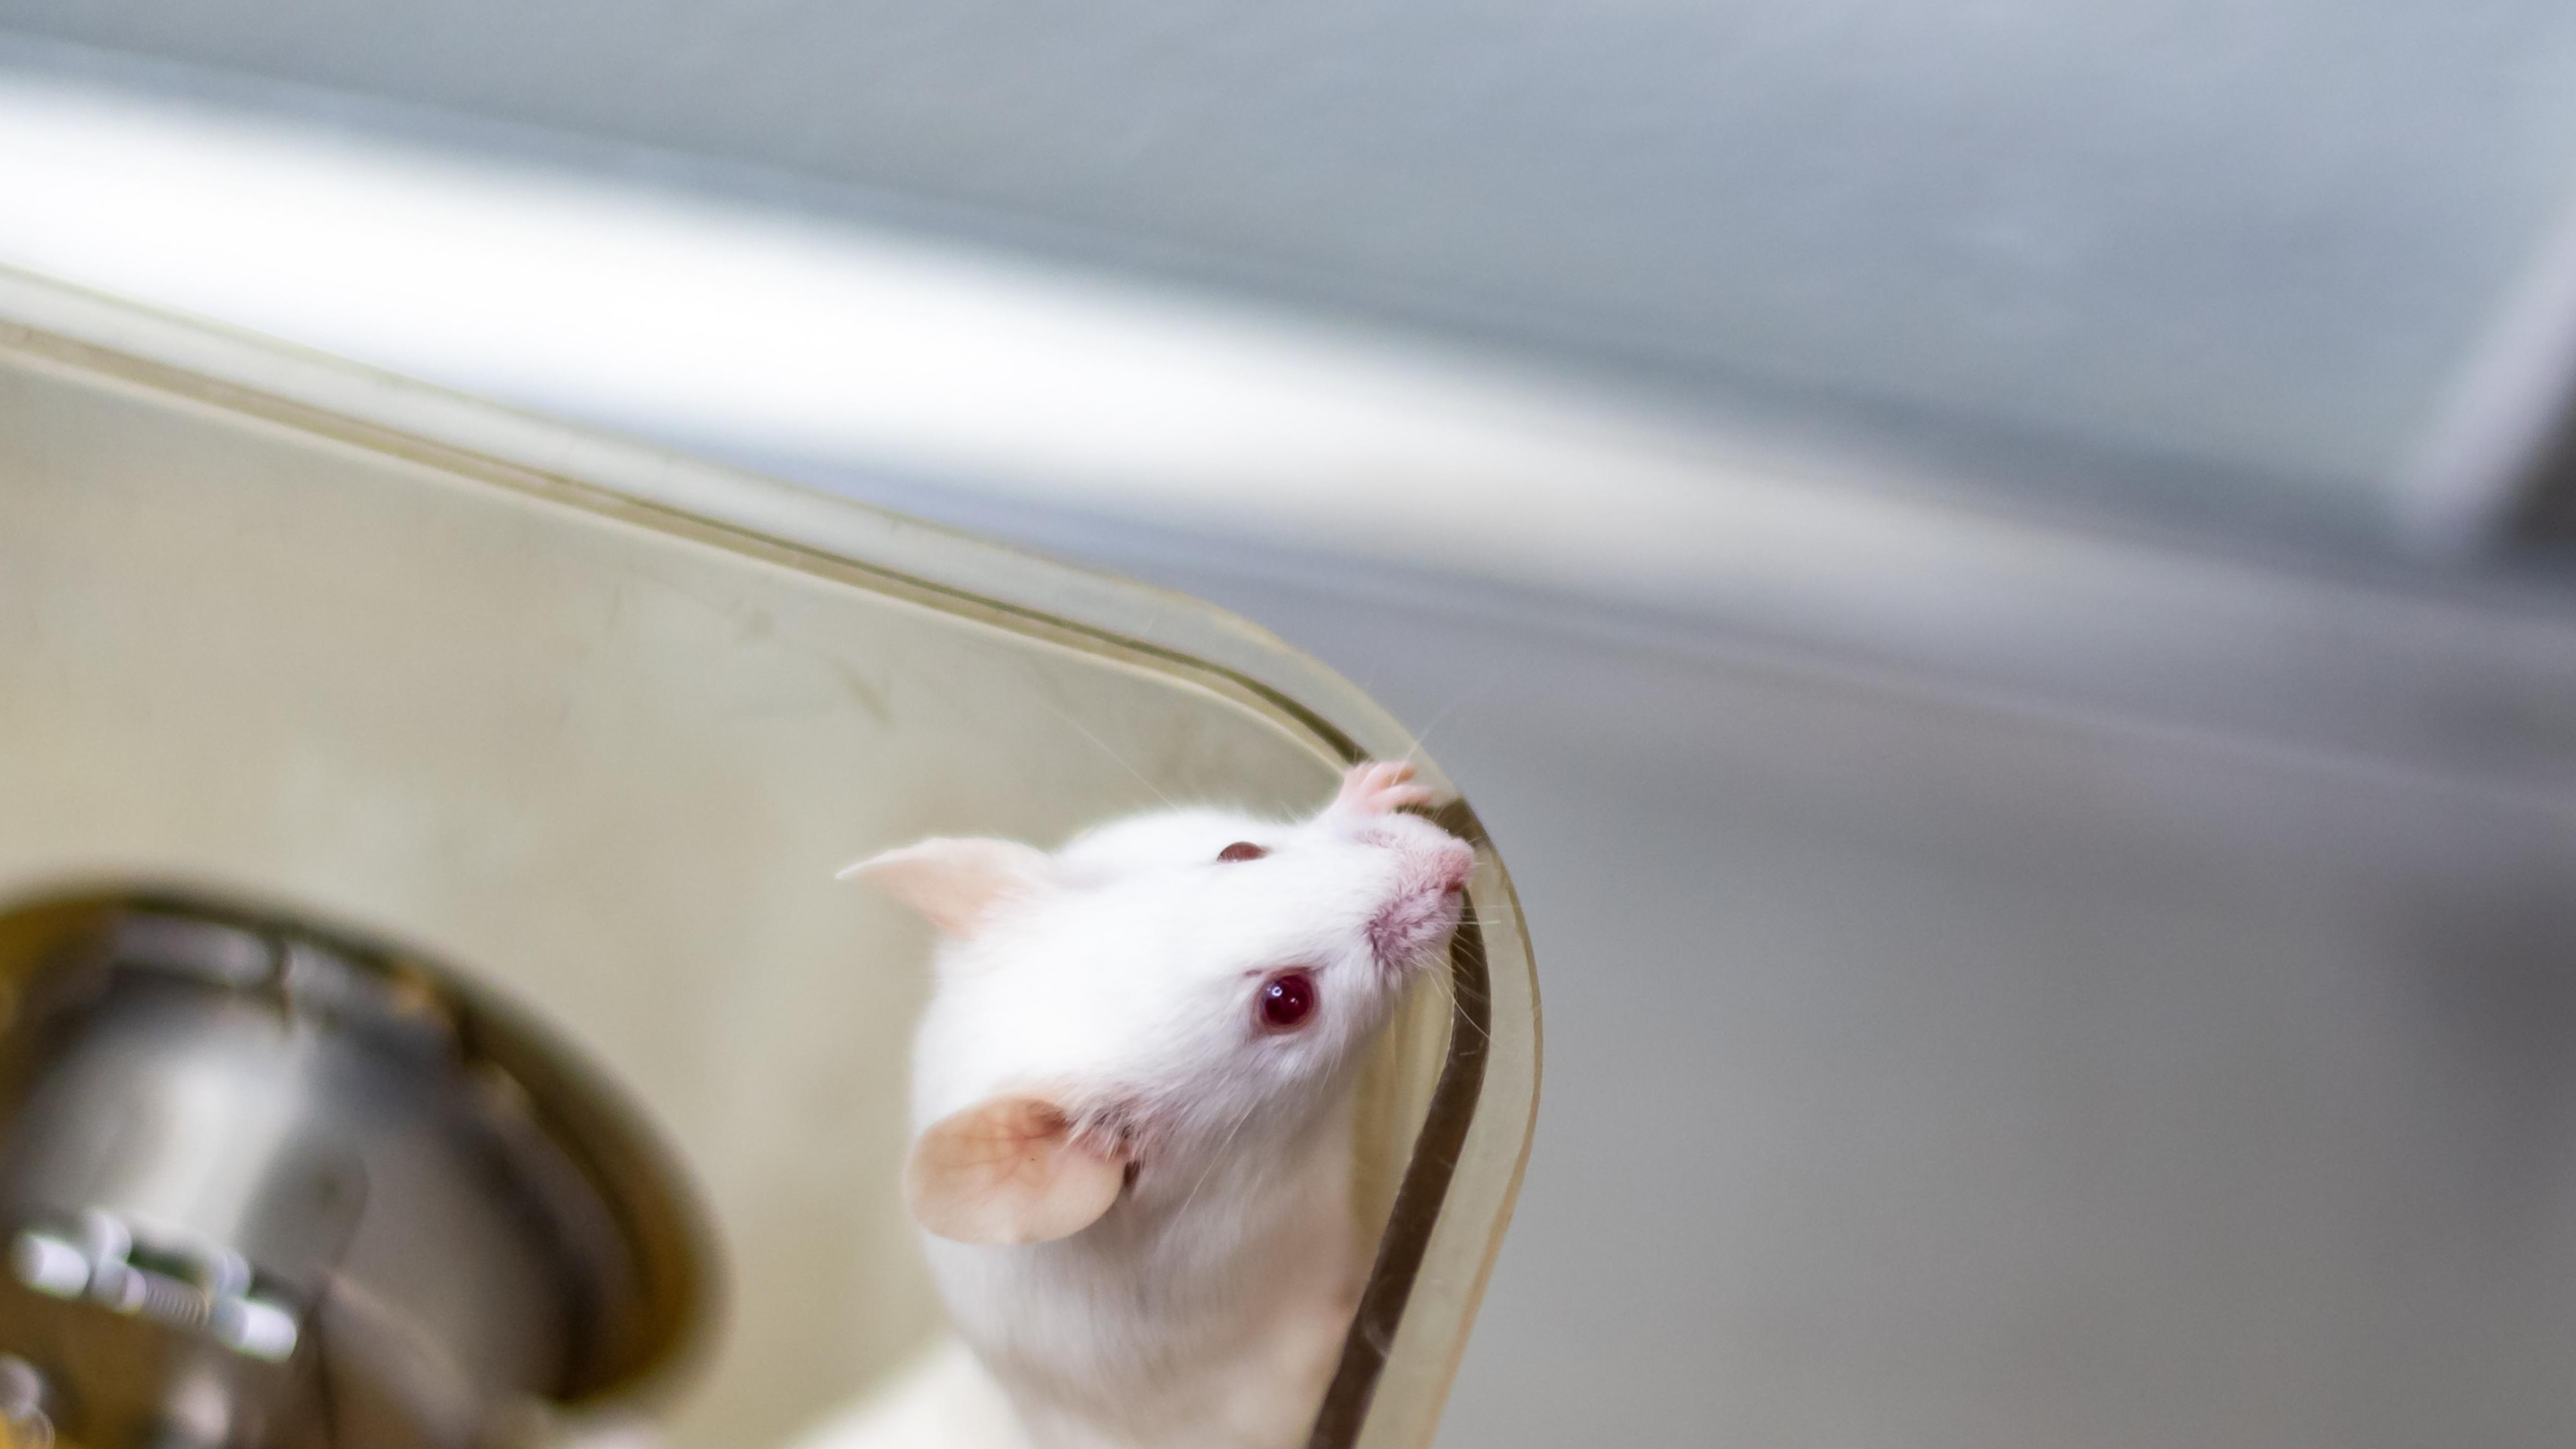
top-left (807, 763), bottom-right (1471, 1449)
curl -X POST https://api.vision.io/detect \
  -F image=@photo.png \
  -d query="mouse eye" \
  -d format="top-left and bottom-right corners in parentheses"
top-left (1217, 841), bottom-right (1268, 863)
top-left (1257, 970), bottom-right (1318, 1032)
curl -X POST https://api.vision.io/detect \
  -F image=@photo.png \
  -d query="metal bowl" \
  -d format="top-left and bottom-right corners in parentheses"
top-left (0, 894), bottom-right (710, 1449)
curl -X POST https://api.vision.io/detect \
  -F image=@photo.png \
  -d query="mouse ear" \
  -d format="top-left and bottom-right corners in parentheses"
top-left (904, 1096), bottom-right (1125, 1245)
top-left (837, 837), bottom-right (1055, 937)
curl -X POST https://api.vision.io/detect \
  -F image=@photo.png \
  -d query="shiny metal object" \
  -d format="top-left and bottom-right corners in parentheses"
top-left (0, 895), bottom-right (709, 1449)
top-left (0, 1352), bottom-right (64, 1448)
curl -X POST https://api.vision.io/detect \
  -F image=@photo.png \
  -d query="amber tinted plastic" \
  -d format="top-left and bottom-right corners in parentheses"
top-left (0, 264), bottom-right (1538, 1449)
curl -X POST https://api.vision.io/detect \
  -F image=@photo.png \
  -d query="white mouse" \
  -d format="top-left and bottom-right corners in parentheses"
top-left (807, 760), bottom-right (1474, 1449)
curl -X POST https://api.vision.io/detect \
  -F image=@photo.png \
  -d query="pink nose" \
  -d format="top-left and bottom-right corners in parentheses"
top-left (1433, 840), bottom-right (1474, 894)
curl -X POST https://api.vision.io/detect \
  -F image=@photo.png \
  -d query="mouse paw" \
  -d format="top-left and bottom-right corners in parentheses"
top-left (1333, 760), bottom-right (1434, 818)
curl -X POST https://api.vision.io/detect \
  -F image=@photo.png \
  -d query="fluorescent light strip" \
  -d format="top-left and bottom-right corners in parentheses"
top-left (8, 64), bottom-right (2576, 803)
top-left (0, 64), bottom-right (2258, 626)
top-left (0, 65), bottom-right (1874, 602)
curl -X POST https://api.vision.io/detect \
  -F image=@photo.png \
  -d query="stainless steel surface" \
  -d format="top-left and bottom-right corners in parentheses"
top-left (11, 7), bottom-right (2576, 550)
top-left (0, 896), bottom-right (710, 1449)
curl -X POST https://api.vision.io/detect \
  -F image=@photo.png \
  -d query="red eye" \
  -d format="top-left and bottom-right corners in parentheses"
top-left (1218, 841), bottom-right (1267, 862)
top-left (1258, 970), bottom-right (1318, 1031)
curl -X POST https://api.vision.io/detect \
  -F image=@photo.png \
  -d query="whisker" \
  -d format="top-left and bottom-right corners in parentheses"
top-left (1175, 1097), bottom-right (1261, 1219)
top-left (1032, 693), bottom-right (1179, 810)
top-left (1429, 968), bottom-right (1494, 1046)
top-left (1397, 667), bottom-right (1511, 765)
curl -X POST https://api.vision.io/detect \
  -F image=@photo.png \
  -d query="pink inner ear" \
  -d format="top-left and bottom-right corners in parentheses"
top-left (905, 1097), bottom-right (1127, 1246)
top-left (837, 837), bottom-right (1053, 937)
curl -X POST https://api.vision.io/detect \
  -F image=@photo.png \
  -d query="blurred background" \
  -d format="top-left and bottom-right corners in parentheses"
top-left (4, 4), bottom-right (2576, 1445)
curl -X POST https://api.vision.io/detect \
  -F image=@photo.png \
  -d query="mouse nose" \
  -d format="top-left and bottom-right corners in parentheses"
top-left (1433, 839), bottom-right (1474, 894)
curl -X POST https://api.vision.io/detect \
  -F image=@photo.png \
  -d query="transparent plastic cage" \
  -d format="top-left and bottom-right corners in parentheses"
top-left (0, 265), bottom-right (1538, 1449)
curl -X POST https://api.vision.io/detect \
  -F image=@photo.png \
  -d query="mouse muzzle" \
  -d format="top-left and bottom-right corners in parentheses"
top-left (1365, 838), bottom-right (1475, 971)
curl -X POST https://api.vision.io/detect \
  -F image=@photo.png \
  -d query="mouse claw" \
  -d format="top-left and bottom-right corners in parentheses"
top-left (1333, 760), bottom-right (1435, 817)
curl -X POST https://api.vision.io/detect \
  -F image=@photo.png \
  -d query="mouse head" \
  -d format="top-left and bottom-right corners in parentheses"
top-left (842, 761), bottom-right (1474, 1246)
